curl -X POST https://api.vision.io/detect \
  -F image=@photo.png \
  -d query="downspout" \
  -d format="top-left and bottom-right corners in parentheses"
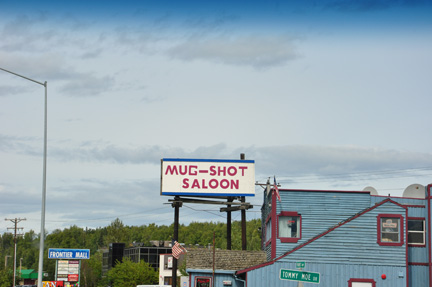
top-left (405, 206), bottom-right (409, 287)
top-left (234, 274), bottom-right (247, 287)
top-left (428, 184), bottom-right (432, 287)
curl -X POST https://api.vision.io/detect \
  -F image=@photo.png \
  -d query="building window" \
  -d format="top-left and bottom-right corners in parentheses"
top-left (278, 211), bottom-right (301, 243)
top-left (408, 218), bottom-right (425, 246)
top-left (348, 278), bottom-right (376, 287)
top-left (265, 217), bottom-right (272, 244)
top-left (377, 214), bottom-right (404, 246)
top-left (195, 277), bottom-right (211, 287)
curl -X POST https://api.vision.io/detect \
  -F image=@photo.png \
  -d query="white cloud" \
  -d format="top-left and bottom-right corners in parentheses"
top-left (167, 34), bottom-right (301, 69)
top-left (8, 135), bottom-right (430, 177)
top-left (59, 74), bottom-right (115, 97)
top-left (0, 85), bottom-right (30, 96)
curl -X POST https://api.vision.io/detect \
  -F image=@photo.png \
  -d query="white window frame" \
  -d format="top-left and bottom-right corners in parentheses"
top-left (408, 218), bottom-right (426, 246)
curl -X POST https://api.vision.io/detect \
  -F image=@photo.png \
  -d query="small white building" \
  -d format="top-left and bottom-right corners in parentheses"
top-left (159, 254), bottom-right (183, 286)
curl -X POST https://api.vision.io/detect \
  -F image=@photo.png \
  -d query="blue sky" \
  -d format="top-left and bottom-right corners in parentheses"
top-left (1, 0), bottom-right (432, 234)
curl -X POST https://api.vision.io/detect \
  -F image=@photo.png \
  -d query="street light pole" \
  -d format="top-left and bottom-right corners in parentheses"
top-left (0, 67), bottom-right (48, 287)
top-left (5, 255), bottom-right (11, 269)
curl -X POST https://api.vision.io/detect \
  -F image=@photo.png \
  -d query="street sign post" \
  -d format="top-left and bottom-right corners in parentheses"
top-left (280, 269), bottom-right (320, 284)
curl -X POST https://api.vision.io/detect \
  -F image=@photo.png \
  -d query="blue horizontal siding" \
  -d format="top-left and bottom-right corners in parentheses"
top-left (246, 261), bottom-right (407, 287)
top-left (274, 191), bottom-right (371, 258)
top-left (406, 206), bottom-right (426, 218)
top-left (277, 201), bottom-right (406, 266)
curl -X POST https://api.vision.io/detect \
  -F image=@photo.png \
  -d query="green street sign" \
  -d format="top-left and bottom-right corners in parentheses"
top-left (296, 262), bottom-right (306, 269)
top-left (280, 269), bottom-right (320, 284)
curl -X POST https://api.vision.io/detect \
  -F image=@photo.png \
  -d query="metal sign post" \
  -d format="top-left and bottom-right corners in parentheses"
top-left (296, 262), bottom-right (306, 287)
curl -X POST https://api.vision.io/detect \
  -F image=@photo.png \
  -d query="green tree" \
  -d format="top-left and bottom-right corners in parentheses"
top-left (107, 257), bottom-right (158, 287)
top-left (105, 219), bottom-right (129, 246)
top-left (81, 251), bottom-right (103, 287)
top-left (0, 269), bottom-right (12, 287)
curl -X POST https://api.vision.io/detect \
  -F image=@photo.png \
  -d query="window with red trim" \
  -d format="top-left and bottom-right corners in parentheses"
top-left (278, 211), bottom-right (301, 243)
top-left (377, 214), bottom-right (404, 246)
top-left (195, 277), bottom-right (211, 287)
top-left (265, 217), bottom-right (272, 244)
top-left (348, 278), bottom-right (376, 287)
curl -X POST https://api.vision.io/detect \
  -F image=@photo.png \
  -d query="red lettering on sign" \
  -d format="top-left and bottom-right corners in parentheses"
top-left (165, 165), bottom-right (178, 175)
top-left (218, 166), bottom-right (227, 176)
top-left (189, 165), bottom-right (198, 175)
top-left (182, 178), bottom-right (189, 188)
top-left (239, 166), bottom-right (248, 176)
top-left (227, 166), bottom-right (237, 176)
top-left (179, 165), bottom-right (188, 175)
top-left (182, 178), bottom-right (239, 190)
top-left (191, 179), bottom-right (200, 188)
top-left (209, 166), bottom-right (216, 176)
top-left (209, 179), bottom-right (218, 188)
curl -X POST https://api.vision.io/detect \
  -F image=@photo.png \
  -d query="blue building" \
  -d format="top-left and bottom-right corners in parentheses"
top-left (185, 249), bottom-right (266, 287)
top-left (233, 183), bottom-right (431, 287)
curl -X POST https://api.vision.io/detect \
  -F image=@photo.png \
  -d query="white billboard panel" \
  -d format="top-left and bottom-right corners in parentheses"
top-left (161, 158), bottom-right (255, 197)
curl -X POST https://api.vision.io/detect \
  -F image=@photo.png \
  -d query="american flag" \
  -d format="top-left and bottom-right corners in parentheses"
top-left (172, 240), bottom-right (187, 259)
top-left (274, 176), bottom-right (281, 202)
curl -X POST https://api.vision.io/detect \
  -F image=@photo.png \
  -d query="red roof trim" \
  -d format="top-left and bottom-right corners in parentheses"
top-left (373, 194), bottom-right (426, 200)
top-left (404, 204), bottom-right (425, 208)
top-left (236, 198), bottom-right (406, 275)
top-left (409, 262), bottom-right (428, 266)
top-left (278, 188), bottom-right (370, 194)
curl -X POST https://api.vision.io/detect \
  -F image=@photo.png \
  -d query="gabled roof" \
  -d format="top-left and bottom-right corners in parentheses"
top-left (186, 249), bottom-right (266, 271)
top-left (20, 269), bottom-right (38, 279)
top-left (20, 269), bottom-right (36, 275)
top-left (236, 198), bottom-right (406, 275)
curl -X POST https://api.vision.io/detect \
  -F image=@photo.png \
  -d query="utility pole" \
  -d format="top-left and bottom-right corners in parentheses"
top-left (5, 218), bottom-right (26, 287)
top-left (240, 153), bottom-right (247, 250)
top-left (171, 197), bottom-right (182, 287)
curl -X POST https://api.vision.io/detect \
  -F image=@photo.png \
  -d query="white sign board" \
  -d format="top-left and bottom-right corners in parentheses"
top-left (161, 158), bottom-right (255, 197)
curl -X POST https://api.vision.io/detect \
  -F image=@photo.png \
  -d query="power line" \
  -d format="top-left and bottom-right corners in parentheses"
top-left (273, 166), bottom-right (432, 185)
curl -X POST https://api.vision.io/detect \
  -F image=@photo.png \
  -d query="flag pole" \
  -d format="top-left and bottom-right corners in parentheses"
top-left (172, 196), bottom-right (181, 287)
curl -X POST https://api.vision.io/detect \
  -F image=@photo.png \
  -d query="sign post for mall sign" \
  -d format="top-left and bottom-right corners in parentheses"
top-left (160, 158), bottom-right (255, 197)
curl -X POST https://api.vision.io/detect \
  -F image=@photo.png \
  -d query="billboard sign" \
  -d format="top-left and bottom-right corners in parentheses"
top-left (161, 158), bottom-right (255, 197)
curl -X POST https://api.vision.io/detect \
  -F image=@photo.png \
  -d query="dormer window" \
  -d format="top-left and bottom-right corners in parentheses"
top-left (278, 211), bottom-right (301, 243)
